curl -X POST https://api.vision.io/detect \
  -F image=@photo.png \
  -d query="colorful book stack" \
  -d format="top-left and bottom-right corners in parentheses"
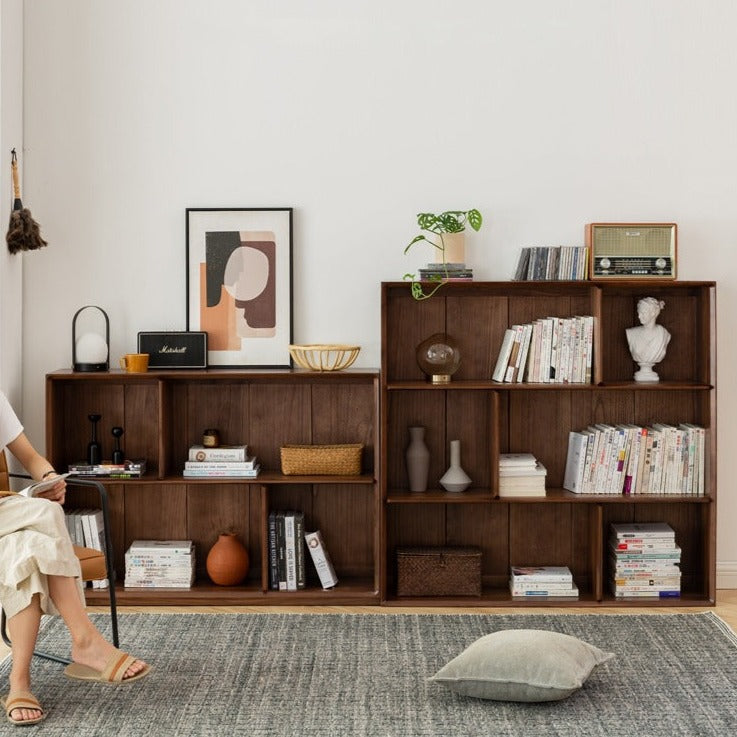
top-left (67, 459), bottom-right (146, 478)
top-left (609, 522), bottom-right (681, 598)
top-left (509, 565), bottom-right (579, 599)
top-left (418, 262), bottom-right (473, 282)
top-left (183, 444), bottom-right (260, 478)
top-left (124, 540), bottom-right (195, 588)
top-left (499, 453), bottom-right (547, 497)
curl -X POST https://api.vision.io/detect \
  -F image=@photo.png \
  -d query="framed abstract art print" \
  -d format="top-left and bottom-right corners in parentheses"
top-left (186, 207), bottom-right (293, 368)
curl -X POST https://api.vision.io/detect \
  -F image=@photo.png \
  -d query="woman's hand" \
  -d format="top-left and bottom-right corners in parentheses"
top-left (35, 475), bottom-right (67, 505)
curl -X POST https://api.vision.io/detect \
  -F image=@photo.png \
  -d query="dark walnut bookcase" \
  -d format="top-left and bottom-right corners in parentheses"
top-left (380, 280), bottom-right (716, 607)
top-left (46, 369), bottom-right (380, 606)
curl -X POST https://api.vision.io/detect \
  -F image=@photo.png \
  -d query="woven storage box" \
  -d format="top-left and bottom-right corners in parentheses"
top-left (396, 546), bottom-right (482, 597)
top-left (280, 443), bottom-right (363, 475)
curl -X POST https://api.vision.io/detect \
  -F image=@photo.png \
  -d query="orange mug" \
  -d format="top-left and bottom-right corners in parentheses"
top-left (120, 353), bottom-right (149, 373)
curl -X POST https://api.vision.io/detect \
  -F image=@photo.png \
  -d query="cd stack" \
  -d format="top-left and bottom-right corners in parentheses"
top-left (124, 540), bottom-right (195, 588)
top-left (609, 522), bottom-right (681, 598)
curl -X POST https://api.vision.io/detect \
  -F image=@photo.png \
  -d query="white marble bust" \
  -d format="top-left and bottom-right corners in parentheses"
top-left (626, 297), bottom-right (671, 382)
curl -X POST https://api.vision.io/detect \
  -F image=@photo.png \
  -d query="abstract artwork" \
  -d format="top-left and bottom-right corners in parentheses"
top-left (186, 208), bottom-right (293, 367)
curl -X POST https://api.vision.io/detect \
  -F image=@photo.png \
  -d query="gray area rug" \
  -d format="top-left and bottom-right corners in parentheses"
top-left (1, 611), bottom-right (736, 736)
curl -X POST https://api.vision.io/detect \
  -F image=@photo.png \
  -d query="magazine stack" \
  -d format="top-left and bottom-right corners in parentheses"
top-left (124, 540), bottom-right (195, 588)
top-left (498, 453), bottom-right (547, 497)
top-left (609, 522), bottom-right (681, 598)
top-left (509, 565), bottom-right (579, 599)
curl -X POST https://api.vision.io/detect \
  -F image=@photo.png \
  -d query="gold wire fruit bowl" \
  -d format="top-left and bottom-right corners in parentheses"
top-left (288, 344), bottom-right (361, 371)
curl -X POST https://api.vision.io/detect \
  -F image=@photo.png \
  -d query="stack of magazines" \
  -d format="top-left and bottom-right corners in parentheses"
top-left (124, 540), bottom-right (195, 588)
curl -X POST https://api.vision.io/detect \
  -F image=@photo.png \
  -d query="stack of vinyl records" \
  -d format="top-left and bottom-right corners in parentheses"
top-left (609, 522), bottom-right (681, 598)
top-left (417, 263), bottom-right (473, 281)
top-left (124, 540), bottom-right (195, 588)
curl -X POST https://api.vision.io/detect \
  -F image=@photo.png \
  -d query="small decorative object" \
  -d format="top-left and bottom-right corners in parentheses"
top-left (626, 297), bottom-right (671, 382)
top-left (72, 305), bottom-right (110, 372)
top-left (202, 428), bottom-right (221, 447)
top-left (87, 414), bottom-right (102, 465)
top-left (206, 532), bottom-right (250, 586)
top-left (403, 209), bottom-right (483, 300)
top-left (406, 426), bottom-right (430, 492)
top-left (111, 426), bottom-right (124, 465)
top-left (288, 344), bottom-right (360, 371)
top-left (396, 546), bottom-right (482, 596)
top-left (439, 439), bottom-right (472, 492)
top-left (119, 353), bottom-right (149, 373)
top-left (6, 148), bottom-right (47, 254)
top-left (137, 331), bottom-right (208, 369)
top-left (416, 333), bottom-right (461, 383)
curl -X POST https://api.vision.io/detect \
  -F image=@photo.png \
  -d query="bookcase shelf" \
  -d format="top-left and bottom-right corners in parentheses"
top-left (380, 280), bottom-right (717, 607)
top-left (46, 369), bottom-right (381, 606)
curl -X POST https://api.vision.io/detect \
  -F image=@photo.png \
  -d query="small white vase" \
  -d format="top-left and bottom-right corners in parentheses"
top-left (406, 426), bottom-right (430, 492)
top-left (439, 439), bottom-right (471, 492)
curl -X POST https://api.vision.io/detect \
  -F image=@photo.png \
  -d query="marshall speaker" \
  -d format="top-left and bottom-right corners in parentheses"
top-left (137, 331), bottom-right (207, 369)
top-left (586, 223), bottom-right (677, 279)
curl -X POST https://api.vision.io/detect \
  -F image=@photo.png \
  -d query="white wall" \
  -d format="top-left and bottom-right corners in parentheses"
top-left (17, 0), bottom-right (737, 584)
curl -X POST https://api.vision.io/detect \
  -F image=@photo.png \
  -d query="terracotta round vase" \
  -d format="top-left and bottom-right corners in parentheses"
top-left (206, 532), bottom-right (249, 586)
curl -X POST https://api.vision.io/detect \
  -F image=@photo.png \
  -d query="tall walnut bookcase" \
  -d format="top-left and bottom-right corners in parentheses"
top-left (46, 369), bottom-right (381, 606)
top-left (380, 280), bottom-right (716, 607)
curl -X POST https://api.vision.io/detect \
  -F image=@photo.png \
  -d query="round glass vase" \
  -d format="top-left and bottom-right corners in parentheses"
top-left (415, 333), bottom-right (461, 384)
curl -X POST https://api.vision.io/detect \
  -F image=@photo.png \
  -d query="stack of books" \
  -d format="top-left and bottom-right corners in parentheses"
top-left (509, 565), bottom-right (579, 599)
top-left (418, 262), bottom-right (473, 282)
top-left (492, 315), bottom-right (593, 384)
top-left (563, 422), bottom-right (705, 496)
top-left (499, 453), bottom-right (547, 497)
top-left (267, 510), bottom-right (307, 591)
top-left (67, 459), bottom-right (146, 478)
top-left (64, 508), bottom-right (108, 588)
top-left (183, 444), bottom-right (260, 478)
top-left (513, 245), bottom-right (589, 281)
top-left (609, 523), bottom-right (681, 598)
top-left (124, 540), bottom-right (195, 588)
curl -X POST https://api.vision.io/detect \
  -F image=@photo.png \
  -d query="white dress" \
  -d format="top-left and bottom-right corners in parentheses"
top-left (0, 390), bottom-right (83, 619)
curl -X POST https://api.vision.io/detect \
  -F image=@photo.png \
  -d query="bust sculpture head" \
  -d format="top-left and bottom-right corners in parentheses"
top-left (626, 297), bottom-right (671, 382)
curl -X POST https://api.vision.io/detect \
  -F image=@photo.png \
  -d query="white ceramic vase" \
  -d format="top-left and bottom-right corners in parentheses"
top-left (434, 231), bottom-right (465, 265)
top-left (439, 439), bottom-right (471, 492)
top-left (406, 426), bottom-right (430, 492)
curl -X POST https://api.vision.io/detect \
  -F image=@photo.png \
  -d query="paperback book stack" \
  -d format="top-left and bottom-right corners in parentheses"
top-left (491, 315), bottom-right (593, 384)
top-left (67, 459), bottom-right (146, 478)
top-left (509, 565), bottom-right (579, 599)
top-left (418, 262), bottom-right (473, 282)
top-left (563, 422), bottom-right (705, 496)
top-left (609, 522), bottom-right (681, 598)
top-left (513, 245), bottom-right (589, 281)
top-left (183, 444), bottom-right (260, 478)
top-left (124, 540), bottom-right (195, 588)
top-left (498, 453), bottom-right (547, 497)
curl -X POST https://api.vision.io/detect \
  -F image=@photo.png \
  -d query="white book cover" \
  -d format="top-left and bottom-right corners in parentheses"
top-left (563, 431), bottom-right (589, 493)
top-left (539, 318), bottom-right (554, 383)
top-left (504, 325), bottom-right (525, 382)
top-left (499, 452), bottom-right (538, 468)
top-left (284, 513), bottom-right (297, 591)
top-left (515, 324), bottom-right (533, 383)
top-left (492, 328), bottom-right (516, 382)
top-left (305, 530), bottom-right (338, 589)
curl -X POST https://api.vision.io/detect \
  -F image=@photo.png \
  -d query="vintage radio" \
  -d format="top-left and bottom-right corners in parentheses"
top-left (137, 331), bottom-right (207, 369)
top-left (586, 223), bottom-right (677, 279)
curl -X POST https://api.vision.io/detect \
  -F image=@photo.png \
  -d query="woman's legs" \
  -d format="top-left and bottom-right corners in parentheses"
top-left (46, 574), bottom-right (146, 679)
top-left (6, 593), bottom-right (44, 723)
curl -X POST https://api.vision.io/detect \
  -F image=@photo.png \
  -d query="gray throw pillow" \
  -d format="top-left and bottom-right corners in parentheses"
top-left (429, 628), bottom-right (614, 702)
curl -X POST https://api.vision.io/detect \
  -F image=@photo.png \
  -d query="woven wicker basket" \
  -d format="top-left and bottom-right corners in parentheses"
top-left (288, 344), bottom-right (360, 371)
top-left (396, 546), bottom-right (482, 597)
top-left (280, 443), bottom-right (363, 476)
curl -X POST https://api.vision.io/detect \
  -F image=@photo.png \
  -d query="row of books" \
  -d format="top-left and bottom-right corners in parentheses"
top-left (65, 508), bottom-right (108, 589)
top-left (124, 539), bottom-right (195, 588)
top-left (509, 565), bottom-right (579, 599)
top-left (417, 262), bottom-right (473, 282)
top-left (609, 523), bottom-right (681, 598)
top-left (67, 459), bottom-right (146, 478)
top-left (563, 422), bottom-right (705, 496)
top-left (492, 315), bottom-right (593, 384)
top-left (513, 245), bottom-right (589, 281)
top-left (268, 511), bottom-right (338, 591)
top-left (499, 453), bottom-right (547, 497)
top-left (184, 444), bottom-right (260, 478)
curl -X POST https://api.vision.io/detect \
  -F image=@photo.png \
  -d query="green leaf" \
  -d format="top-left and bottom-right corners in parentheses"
top-left (467, 209), bottom-right (483, 231)
top-left (416, 213), bottom-right (438, 231)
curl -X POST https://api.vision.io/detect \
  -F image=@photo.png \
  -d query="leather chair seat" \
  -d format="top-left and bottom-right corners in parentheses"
top-left (73, 545), bottom-right (107, 581)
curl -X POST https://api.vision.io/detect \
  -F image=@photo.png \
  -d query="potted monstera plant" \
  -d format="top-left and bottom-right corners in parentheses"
top-left (403, 209), bottom-right (483, 300)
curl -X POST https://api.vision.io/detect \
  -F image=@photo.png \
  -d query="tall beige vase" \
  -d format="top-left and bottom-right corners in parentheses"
top-left (434, 231), bottom-right (466, 265)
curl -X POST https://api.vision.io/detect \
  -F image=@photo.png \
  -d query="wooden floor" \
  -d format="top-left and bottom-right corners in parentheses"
top-left (3, 590), bottom-right (736, 660)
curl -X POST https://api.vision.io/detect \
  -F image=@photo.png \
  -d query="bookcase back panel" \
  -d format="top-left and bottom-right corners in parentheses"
top-left (509, 504), bottom-right (573, 566)
top-left (446, 503), bottom-right (508, 583)
top-left (124, 484), bottom-right (187, 552)
top-left (184, 382), bottom-right (250, 452)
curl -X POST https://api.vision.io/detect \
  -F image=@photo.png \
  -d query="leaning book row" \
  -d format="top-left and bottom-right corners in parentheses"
top-left (563, 422), bottom-right (705, 495)
top-left (64, 508), bottom-right (108, 589)
top-left (268, 511), bottom-right (338, 591)
top-left (513, 245), bottom-right (589, 282)
top-left (492, 315), bottom-right (593, 384)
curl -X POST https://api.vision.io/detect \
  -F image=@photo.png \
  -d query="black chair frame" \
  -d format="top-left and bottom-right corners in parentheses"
top-left (1, 476), bottom-right (119, 664)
